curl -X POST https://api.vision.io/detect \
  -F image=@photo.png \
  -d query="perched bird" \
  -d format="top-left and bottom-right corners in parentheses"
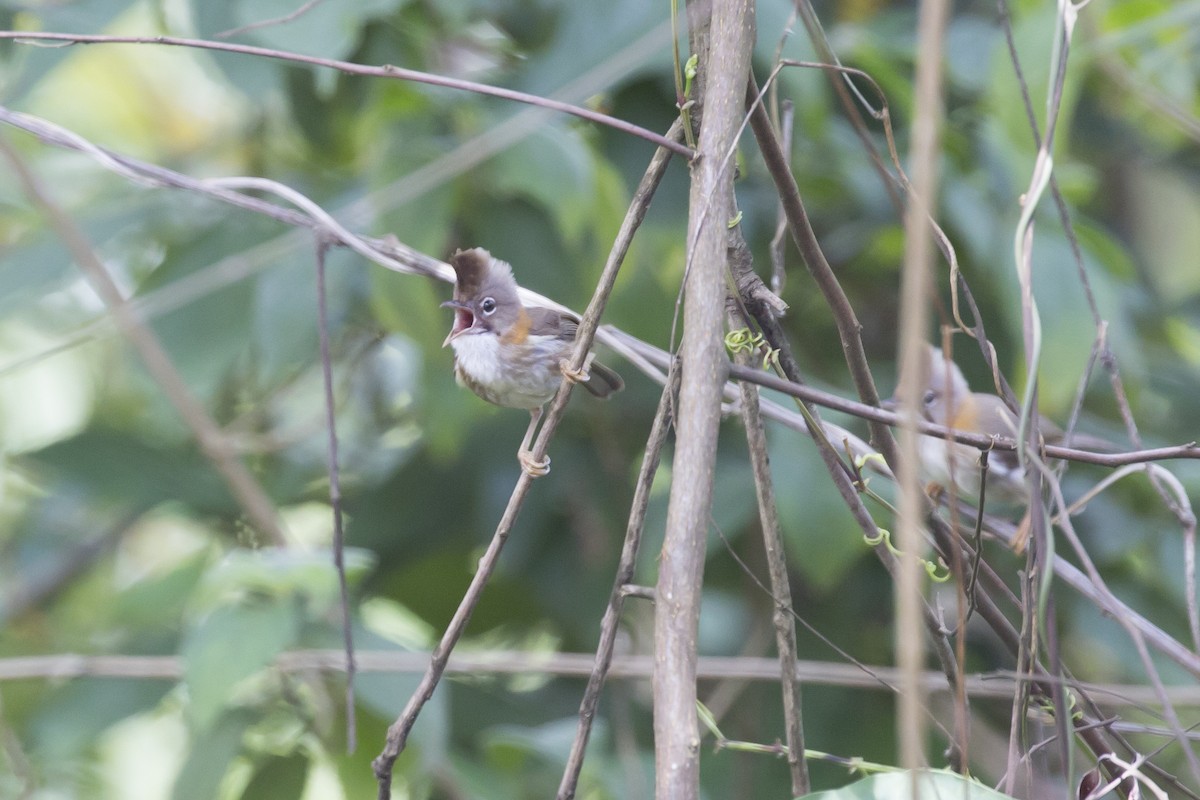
top-left (441, 248), bottom-right (623, 477)
top-left (892, 345), bottom-right (1113, 551)
top-left (902, 344), bottom-right (1042, 506)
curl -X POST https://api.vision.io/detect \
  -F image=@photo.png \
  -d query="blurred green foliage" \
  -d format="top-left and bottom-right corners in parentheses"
top-left (1, 0), bottom-right (1200, 797)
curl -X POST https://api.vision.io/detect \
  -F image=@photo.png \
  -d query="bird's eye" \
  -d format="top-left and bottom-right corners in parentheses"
top-left (922, 390), bottom-right (937, 405)
top-left (480, 297), bottom-right (497, 315)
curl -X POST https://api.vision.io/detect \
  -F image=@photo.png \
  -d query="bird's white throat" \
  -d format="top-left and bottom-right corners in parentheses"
top-left (450, 332), bottom-right (504, 387)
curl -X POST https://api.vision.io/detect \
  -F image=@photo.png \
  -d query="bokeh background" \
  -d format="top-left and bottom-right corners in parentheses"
top-left (2, 0), bottom-right (1200, 797)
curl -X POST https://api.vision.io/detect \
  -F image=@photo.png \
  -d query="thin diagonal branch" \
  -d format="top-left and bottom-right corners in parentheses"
top-left (557, 364), bottom-right (679, 800)
top-left (371, 470), bottom-right (535, 797)
top-left (789, 1), bottom-right (906, 212)
top-left (744, 76), bottom-right (897, 467)
top-left (371, 121), bottom-right (683, 798)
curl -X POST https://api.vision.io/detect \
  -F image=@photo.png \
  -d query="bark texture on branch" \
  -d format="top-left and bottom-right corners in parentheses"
top-left (653, 2), bottom-right (755, 798)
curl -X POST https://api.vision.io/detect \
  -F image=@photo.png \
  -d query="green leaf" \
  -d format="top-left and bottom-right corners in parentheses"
top-left (191, 0), bottom-right (286, 99)
top-left (1, 0), bottom-right (137, 101)
top-left (0, 190), bottom-right (160, 317)
top-left (172, 709), bottom-right (256, 800)
top-left (192, 547), bottom-right (376, 612)
top-left (767, 425), bottom-right (869, 593)
top-left (136, 215), bottom-right (270, 398)
top-left (112, 553), bottom-right (211, 630)
top-left (232, 0), bottom-right (404, 64)
top-left (488, 126), bottom-right (594, 236)
top-left (800, 770), bottom-right (1016, 799)
top-left (237, 753), bottom-right (310, 800)
top-left (1129, 164), bottom-right (1200, 299)
top-left (182, 600), bottom-right (301, 731)
top-left (945, 16), bottom-right (1002, 93)
top-left (29, 678), bottom-right (171, 760)
top-left (482, 717), bottom-right (585, 769)
top-left (20, 429), bottom-right (233, 514)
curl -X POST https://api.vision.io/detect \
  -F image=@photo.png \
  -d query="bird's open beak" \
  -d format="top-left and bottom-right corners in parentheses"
top-left (441, 299), bottom-right (475, 347)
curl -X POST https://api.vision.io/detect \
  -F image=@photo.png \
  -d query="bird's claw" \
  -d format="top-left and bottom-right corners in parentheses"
top-left (519, 450), bottom-right (551, 478)
top-left (560, 358), bottom-right (590, 385)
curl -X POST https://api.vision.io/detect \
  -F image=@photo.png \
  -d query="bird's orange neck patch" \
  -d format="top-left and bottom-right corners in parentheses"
top-left (500, 307), bottom-right (531, 345)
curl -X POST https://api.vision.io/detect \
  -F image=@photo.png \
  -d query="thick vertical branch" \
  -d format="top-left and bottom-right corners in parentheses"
top-left (895, 0), bottom-right (950, 774)
top-left (555, 123), bottom-right (682, 800)
top-left (654, 1), bottom-right (755, 797)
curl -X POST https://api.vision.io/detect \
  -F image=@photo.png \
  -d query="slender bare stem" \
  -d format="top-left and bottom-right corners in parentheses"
top-left (0, 32), bottom-right (693, 158)
top-left (6, 649), bottom-right (1200, 707)
top-left (371, 470), bottom-right (534, 797)
top-left (557, 366), bottom-right (679, 800)
top-left (895, 0), bottom-right (950, 773)
top-left (216, 0), bottom-right (329, 37)
top-left (730, 316), bottom-right (809, 795)
top-left (315, 240), bottom-right (356, 753)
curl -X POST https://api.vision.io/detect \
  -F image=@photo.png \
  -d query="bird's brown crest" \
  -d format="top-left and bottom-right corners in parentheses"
top-left (449, 248), bottom-right (491, 298)
top-left (449, 248), bottom-right (516, 299)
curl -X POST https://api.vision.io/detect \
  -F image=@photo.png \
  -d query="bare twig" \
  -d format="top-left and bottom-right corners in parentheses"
top-left (789, 0), bottom-right (906, 213)
top-left (895, 0), bottom-right (950, 774)
top-left (745, 75), bottom-right (893, 457)
top-left (216, 0), bottom-right (329, 38)
top-left (0, 32), bottom-right (693, 158)
top-left (314, 239), bottom-right (356, 753)
top-left (1043, 469), bottom-right (1200, 783)
top-left (729, 319), bottom-right (809, 795)
top-left (999, 0), bottom-right (1200, 660)
top-left (768, 99), bottom-right (794, 296)
top-left (371, 472), bottom-right (535, 796)
top-left (1004, 0), bottom-right (1106, 782)
top-left (7, 650), bottom-right (1200, 708)
top-left (720, 362), bottom-right (1200, 469)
